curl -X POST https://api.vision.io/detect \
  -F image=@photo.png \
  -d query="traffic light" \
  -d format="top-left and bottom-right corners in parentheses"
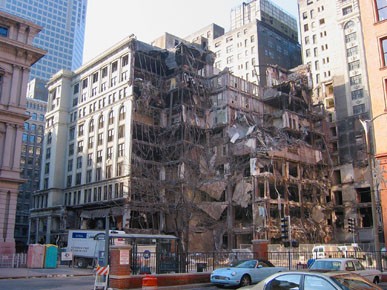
top-left (348, 218), bottom-right (355, 233)
top-left (281, 216), bottom-right (290, 241)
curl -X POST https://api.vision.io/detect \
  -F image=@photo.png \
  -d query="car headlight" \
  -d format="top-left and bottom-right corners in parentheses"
top-left (231, 271), bottom-right (237, 276)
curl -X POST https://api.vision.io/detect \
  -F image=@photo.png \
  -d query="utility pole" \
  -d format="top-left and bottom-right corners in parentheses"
top-left (104, 215), bottom-right (109, 266)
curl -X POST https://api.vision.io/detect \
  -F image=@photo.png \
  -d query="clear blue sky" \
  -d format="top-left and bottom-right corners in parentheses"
top-left (83, 0), bottom-right (298, 63)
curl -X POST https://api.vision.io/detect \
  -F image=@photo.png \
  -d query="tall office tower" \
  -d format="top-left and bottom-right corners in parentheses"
top-left (15, 80), bottom-right (47, 251)
top-left (160, 0), bottom-right (301, 86)
top-left (0, 11), bottom-right (46, 254)
top-left (298, 0), bottom-right (377, 245)
top-left (0, 0), bottom-right (88, 81)
top-left (358, 0), bottom-right (387, 245)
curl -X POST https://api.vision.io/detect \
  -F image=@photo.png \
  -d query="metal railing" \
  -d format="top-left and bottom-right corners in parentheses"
top-left (0, 253), bottom-right (27, 268)
top-left (2, 250), bottom-right (386, 272)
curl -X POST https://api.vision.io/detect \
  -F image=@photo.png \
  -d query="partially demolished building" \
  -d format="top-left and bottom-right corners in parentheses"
top-left (31, 36), bottom-right (333, 251)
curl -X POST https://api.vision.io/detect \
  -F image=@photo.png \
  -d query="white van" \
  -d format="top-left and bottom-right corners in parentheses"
top-left (312, 245), bottom-right (343, 259)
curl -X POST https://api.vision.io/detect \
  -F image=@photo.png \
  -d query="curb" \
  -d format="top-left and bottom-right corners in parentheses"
top-left (0, 273), bottom-right (94, 280)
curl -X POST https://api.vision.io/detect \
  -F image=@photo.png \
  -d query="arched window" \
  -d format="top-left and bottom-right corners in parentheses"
top-left (98, 115), bottom-right (104, 129)
top-left (108, 110), bottom-right (114, 125)
top-left (119, 106), bottom-right (126, 120)
top-left (89, 119), bottom-right (94, 132)
top-left (344, 21), bottom-right (354, 30)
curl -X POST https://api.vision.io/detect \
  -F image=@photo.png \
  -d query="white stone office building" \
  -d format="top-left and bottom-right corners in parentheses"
top-left (29, 37), bottom-right (134, 244)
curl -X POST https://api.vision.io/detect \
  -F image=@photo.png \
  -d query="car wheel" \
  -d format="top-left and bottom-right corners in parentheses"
top-left (76, 258), bottom-right (87, 268)
top-left (240, 274), bottom-right (251, 287)
top-left (373, 276), bottom-right (380, 284)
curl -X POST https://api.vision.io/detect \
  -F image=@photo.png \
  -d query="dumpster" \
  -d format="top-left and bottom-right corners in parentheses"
top-left (45, 244), bottom-right (58, 268)
top-left (196, 262), bottom-right (207, 272)
top-left (27, 244), bottom-right (45, 268)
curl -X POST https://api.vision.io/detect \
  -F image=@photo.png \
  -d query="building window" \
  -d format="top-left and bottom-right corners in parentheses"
top-left (304, 24), bottom-right (309, 32)
top-left (102, 67), bottom-right (108, 78)
top-left (119, 106), bottom-right (125, 120)
top-left (92, 72), bottom-right (99, 83)
top-left (347, 46), bottom-right (358, 57)
top-left (118, 143), bottom-right (125, 157)
top-left (67, 175), bottom-right (72, 187)
top-left (108, 110), bottom-right (114, 125)
top-left (112, 61), bottom-right (118, 72)
top-left (88, 136), bottom-right (94, 148)
top-left (98, 115), bottom-right (104, 129)
top-left (68, 159), bottom-right (73, 171)
top-left (76, 173), bottom-right (82, 185)
top-left (106, 147), bottom-right (113, 159)
top-left (86, 170), bottom-right (92, 183)
top-left (342, 6), bottom-right (353, 15)
top-left (345, 32), bottom-right (356, 43)
top-left (348, 60), bottom-right (360, 71)
top-left (122, 55), bottom-right (129, 66)
top-left (106, 165), bottom-right (112, 179)
top-left (69, 127), bottom-right (75, 140)
top-left (0, 26), bottom-right (9, 37)
top-left (117, 162), bottom-right (123, 176)
top-left (97, 150), bottom-right (102, 163)
top-left (78, 124), bottom-right (84, 136)
top-left (46, 148), bottom-right (51, 159)
top-left (96, 168), bottom-right (102, 181)
top-left (98, 133), bottom-right (103, 145)
top-left (77, 140), bottom-right (83, 153)
top-left (108, 129), bottom-right (114, 142)
top-left (82, 78), bottom-right (88, 89)
top-left (381, 38), bottom-right (387, 66)
top-left (118, 125), bottom-right (125, 138)
top-left (353, 104), bottom-right (365, 115)
top-left (376, 0), bottom-right (387, 21)
top-left (351, 89), bottom-right (363, 100)
top-left (89, 119), bottom-right (94, 132)
top-left (44, 163), bottom-right (50, 174)
top-left (350, 74), bottom-right (362, 85)
top-left (87, 153), bottom-right (93, 166)
top-left (76, 156), bottom-right (82, 169)
top-left (69, 144), bottom-right (74, 156)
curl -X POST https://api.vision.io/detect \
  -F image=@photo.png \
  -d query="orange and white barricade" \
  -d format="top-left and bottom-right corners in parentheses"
top-left (94, 264), bottom-right (109, 290)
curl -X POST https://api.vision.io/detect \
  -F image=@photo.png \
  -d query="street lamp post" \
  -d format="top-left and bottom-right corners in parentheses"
top-left (359, 113), bottom-right (386, 271)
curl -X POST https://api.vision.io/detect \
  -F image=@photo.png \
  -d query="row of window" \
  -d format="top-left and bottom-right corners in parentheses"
top-left (72, 106), bottom-right (126, 139)
top-left (71, 88), bottom-right (127, 122)
top-left (26, 111), bottom-right (45, 121)
top-left (63, 183), bottom-right (125, 206)
top-left (74, 55), bottom-right (128, 94)
top-left (26, 102), bottom-right (46, 112)
top-left (24, 122), bottom-right (44, 133)
top-left (22, 133), bottom-right (42, 144)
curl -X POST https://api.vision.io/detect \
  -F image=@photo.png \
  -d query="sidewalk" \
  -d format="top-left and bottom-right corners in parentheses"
top-left (0, 265), bottom-right (94, 280)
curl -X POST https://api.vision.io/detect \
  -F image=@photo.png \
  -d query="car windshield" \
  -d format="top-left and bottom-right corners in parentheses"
top-left (310, 260), bottom-right (341, 270)
top-left (331, 276), bottom-right (378, 289)
top-left (235, 260), bottom-right (257, 268)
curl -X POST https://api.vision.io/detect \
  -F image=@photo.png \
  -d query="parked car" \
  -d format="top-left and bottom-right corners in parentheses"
top-left (309, 258), bottom-right (381, 284)
top-left (210, 259), bottom-right (287, 287)
top-left (239, 270), bottom-right (383, 290)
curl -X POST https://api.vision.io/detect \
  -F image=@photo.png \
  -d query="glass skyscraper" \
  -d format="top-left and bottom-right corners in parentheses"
top-left (0, 0), bottom-right (87, 81)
